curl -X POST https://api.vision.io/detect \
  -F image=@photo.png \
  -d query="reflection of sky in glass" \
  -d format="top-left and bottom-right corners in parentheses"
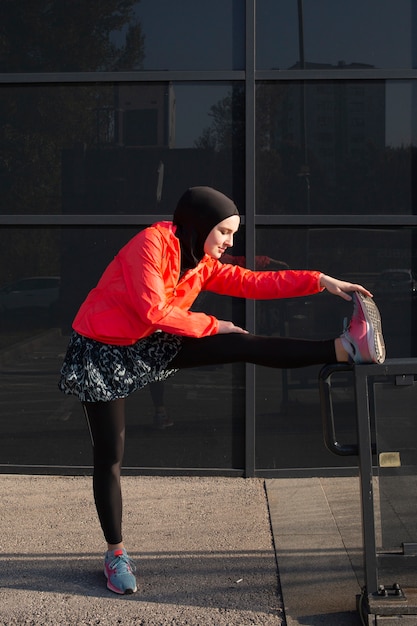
top-left (386, 83), bottom-right (413, 147)
top-left (174, 84), bottom-right (233, 148)
top-left (257, 0), bottom-right (414, 70)
top-left (129, 0), bottom-right (244, 70)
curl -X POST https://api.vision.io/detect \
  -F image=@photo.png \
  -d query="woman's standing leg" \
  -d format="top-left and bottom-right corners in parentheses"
top-left (83, 398), bottom-right (137, 594)
top-left (83, 399), bottom-right (125, 547)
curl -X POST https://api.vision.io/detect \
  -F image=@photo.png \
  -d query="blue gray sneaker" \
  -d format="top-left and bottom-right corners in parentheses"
top-left (104, 548), bottom-right (137, 595)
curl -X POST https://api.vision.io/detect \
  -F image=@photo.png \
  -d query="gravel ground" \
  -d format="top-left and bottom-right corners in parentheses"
top-left (0, 475), bottom-right (284, 625)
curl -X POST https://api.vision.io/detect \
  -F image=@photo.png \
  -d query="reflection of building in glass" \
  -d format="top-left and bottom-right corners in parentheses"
top-left (115, 83), bottom-right (176, 147)
top-left (62, 83), bottom-right (241, 219)
top-left (280, 62), bottom-right (385, 181)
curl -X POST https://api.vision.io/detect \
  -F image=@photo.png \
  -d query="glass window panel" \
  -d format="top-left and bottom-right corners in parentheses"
top-left (257, 0), bottom-right (416, 70)
top-left (0, 0), bottom-right (244, 73)
top-left (134, 0), bottom-right (245, 71)
top-left (0, 226), bottom-right (245, 470)
top-left (255, 81), bottom-right (417, 215)
top-left (255, 226), bottom-right (417, 470)
top-left (374, 382), bottom-right (417, 552)
top-left (0, 82), bottom-right (245, 215)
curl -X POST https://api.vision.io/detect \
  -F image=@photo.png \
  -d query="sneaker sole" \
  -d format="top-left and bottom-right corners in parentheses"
top-left (106, 579), bottom-right (137, 594)
top-left (356, 292), bottom-right (386, 364)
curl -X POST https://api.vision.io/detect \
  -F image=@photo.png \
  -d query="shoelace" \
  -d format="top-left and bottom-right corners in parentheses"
top-left (108, 553), bottom-right (136, 574)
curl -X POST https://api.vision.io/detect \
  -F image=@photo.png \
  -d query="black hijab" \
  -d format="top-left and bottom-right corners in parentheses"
top-left (173, 186), bottom-right (239, 272)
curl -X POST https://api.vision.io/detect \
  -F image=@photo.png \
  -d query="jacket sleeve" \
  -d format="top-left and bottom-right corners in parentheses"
top-left (202, 261), bottom-right (323, 300)
top-left (120, 229), bottom-right (219, 337)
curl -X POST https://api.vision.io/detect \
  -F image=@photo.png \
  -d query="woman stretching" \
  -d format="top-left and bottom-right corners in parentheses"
top-left (59, 186), bottom-right (385, 595)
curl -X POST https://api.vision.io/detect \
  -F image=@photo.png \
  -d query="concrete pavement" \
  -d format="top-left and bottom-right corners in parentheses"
top-left (0, 473), bottom-right (370, 626)
top-left (0, 475), bottom-right (283, 626)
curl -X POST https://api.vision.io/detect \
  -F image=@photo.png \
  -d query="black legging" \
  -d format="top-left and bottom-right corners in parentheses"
top-left (172, 333), bottom-right (335, 369)
top-left (83, 333), bottom-right (336, 544)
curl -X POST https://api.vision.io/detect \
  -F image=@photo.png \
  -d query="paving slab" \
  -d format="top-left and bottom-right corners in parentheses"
top-left (266, 477), bottom-right (364, 626)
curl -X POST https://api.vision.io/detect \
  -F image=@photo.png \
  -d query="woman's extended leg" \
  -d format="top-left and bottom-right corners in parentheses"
top-left (171, 291), bottom-right (385, 369)
top-left (171, 333), bottom-right (337, 369)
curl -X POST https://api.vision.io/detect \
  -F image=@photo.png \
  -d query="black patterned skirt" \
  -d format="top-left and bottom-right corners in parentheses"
top-left (58, 331), bottom-right (182, 402)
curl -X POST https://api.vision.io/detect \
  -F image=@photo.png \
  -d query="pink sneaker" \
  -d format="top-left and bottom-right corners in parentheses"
top-left (340, 292), bottom-right (385, 364)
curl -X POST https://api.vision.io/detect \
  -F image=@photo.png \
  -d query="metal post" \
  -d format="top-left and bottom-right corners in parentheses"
top-left (354, 365), bottom-right (378, 596)
top-left (244, 0), bottom-right (256, 477)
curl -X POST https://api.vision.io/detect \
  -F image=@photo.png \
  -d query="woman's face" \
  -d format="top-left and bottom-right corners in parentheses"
top-left (203, 215), bottom-right (240, 259)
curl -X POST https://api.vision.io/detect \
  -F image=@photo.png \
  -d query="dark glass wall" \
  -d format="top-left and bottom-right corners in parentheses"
top-left (254, 227), bottom-right (417, 470)
top-left (1, 1), bottom-right (417, 475)
top-left (256, 0), bottom-right (416, 70)
top-left (0, 226), bottom-right (245, 471)
top-left (0, 82), bottom-right (245, 216)
top-left (0, 0), bottom-right (245, 72)
top-left (255, 81), bottom-right (415, 215)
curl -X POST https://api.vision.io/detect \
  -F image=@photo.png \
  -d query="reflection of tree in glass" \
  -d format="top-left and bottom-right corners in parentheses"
top-left (0, 0), bottom-right (146, 213)
top-left (193, 86), bottom-right (245, 207)
top-left (194, 87), bottom-right (245, 153)
top-left (194, 83), bottom-right (307, 212)
top-left (0, 2), bottom-right (145, 284)
top-left (0, 0), bottom-right (145, 72)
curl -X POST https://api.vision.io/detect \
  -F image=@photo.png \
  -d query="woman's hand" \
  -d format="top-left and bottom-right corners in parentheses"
top-left (217, 320), bottom-right (249, 334)
top-left (319, 273), bottom-right (373, 301)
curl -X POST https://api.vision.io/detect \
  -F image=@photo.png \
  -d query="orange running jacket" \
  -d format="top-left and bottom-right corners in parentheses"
top-left (73, 221), bottom-right (323, 345)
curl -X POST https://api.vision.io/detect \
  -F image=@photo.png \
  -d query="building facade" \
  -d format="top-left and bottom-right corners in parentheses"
top-left (1, 0), bottom-right (416, 476)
